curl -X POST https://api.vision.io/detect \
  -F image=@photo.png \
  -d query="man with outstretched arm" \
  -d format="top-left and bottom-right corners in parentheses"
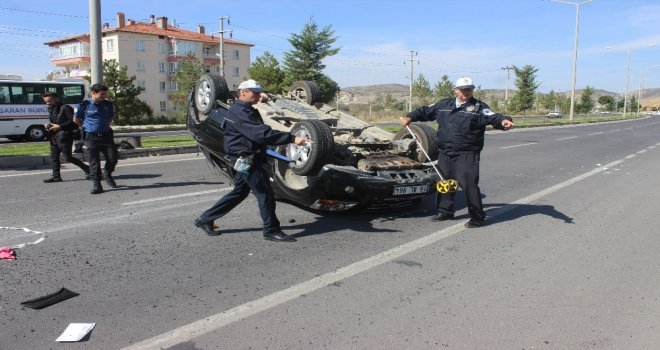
top-left (400, 77), bottom-right (513, 228)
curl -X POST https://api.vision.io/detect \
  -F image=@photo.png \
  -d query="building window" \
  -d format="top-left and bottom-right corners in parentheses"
top-left (170, 81), bottom-right (178, 91)
top-left (136, 61), bottom-right (146, 72)
top-left (160, 101), bottom-right (167, 111)
top-left (106, 39), bottom-right (114, 52)
top-left (169, 62), bottom-right (178, 75)
top-left (232, 49), bottom-right (239, 60)
top-left (232, 67), bottom-right (239, 77)
top-left (137, 80), bottom-right (146, 90)
top-left (158, 42), bottom-right (167, 53)
top-left (159, 82), bottom-right (166, 92)
top-left (159, 62), bottom-right (165, 73)
top-left (136, 40), bottom-right (145, 52)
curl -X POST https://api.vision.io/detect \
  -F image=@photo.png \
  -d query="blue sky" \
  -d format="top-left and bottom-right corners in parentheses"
top-left (2, 0), bottom-right (659, 93)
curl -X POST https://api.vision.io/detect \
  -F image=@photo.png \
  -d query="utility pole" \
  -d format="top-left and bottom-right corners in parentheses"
top-left (406, 51), bottom-right (418, 112)
top-left (214, 16), bottom-right (232, 77)
top-left (89, 0), bottom-right (103, 84)
top-left (501, 66), bottom-right (513, 112)
top-left (637, 70), bottom-right (643, 116)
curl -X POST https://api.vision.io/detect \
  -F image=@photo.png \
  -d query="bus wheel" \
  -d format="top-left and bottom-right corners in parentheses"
top-left (25, 125), bottom-right (47, 141)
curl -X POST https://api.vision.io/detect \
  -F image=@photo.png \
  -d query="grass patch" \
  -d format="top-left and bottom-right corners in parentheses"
top-left (0, 143), bottom-right (50, 157)
top-left (0, 135), bottom-right (196, 157)
top-left (139, 135), bottom-right (196, 148)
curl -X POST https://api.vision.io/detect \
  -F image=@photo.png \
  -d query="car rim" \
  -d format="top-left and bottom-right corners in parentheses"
top-left (288, 130), bottom-right (312, 165)
top-left (196, 80), bottom-right (211, 109)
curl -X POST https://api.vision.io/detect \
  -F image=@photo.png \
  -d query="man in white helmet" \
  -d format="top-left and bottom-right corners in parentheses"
top-left (400, 77), bottom-right (513, 228)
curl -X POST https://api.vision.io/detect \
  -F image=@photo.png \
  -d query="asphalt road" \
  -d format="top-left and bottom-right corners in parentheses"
top-left (1, 117), bottom-right (660, 349)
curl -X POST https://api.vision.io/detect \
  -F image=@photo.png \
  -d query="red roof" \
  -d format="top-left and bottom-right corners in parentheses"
top-left (45, 22), bottom-right (252, 47)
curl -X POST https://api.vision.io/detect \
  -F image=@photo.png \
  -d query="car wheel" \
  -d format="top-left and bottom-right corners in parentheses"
top-left (195, 73), bottom-right (229, 115)
top-left (394, 123), bottom-right (438, 162)
top-left (287, 119), bottom-right (334, 175)
top-left (25, 125), bottom-right (47, 141)
top-left (289, 81), bottom-right (321, 105)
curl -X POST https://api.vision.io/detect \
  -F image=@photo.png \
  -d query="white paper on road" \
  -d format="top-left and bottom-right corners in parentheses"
top-left (55, 323), bottom-right (96, 342)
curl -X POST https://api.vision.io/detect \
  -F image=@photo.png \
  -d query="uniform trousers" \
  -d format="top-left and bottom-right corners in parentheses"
top-left (436, 152), bottom-right (486, 221)
top-left (198, 163), bottom-right (282, 235)
top-left (84, 131), bottom-right (118, 181)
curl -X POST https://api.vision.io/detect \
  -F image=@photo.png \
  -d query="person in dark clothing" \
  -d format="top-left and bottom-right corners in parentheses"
top-left (400, 77), bottom-right (514, 228)
top-left (43, 91), bottom-right (90, 183)
top-left (194, 79), bottom-right (310, 242)
top-left (73, 83), bottom-right (119, 194)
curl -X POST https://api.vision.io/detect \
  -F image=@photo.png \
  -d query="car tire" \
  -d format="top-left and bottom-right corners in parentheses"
top-left (289, 81), bottom-right (322, 105)
top-left (287, 119), bottom-right (334, 175)
top-left (195, 73), bottom-right (230, 115)
top-left (394, 122), bottom-right (438, 162)
top-left (25, 125), bottom-right (47, 141)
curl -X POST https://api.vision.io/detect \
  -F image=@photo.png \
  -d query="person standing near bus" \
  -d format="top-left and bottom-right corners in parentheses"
top-left (73, 83), bottom-right (118, 194)
top-left (43, 91), bottom-right (90, 183)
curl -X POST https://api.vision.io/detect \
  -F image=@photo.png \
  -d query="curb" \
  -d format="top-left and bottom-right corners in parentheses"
top-left (0, 145), bottom-right (199, 169)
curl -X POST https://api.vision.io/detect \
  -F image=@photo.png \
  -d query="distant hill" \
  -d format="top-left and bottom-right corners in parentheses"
top-left (340, 84), bottom-right (660, 108)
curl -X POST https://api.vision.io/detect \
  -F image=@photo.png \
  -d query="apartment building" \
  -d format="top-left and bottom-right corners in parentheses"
top-left (44, 12), bottom-right (253, 115)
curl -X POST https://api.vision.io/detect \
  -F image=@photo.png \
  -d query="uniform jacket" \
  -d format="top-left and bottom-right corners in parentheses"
top-left (48, 103), bottom-right (77, 144)
top-left (407, 97), bottom-right (507, 154)
top-left (224, 99), bottom-right (293, 159)
top-left (75, 99), bottom-right (115, 133)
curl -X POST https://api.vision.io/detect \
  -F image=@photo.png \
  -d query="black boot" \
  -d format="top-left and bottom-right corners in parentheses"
top-left (43, 176), bottom-right (63, 183)
top-left (90, 181), bottom-right (104, 194)
top-left (104, 172), bottom-right (117, 188)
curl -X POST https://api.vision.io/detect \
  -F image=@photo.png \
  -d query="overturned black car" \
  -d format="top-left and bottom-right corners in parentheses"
top-left (187, 73), bottom-right (440, 211)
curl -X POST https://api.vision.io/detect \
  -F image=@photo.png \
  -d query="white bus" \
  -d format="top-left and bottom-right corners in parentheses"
top-left (0, 79), bottom-right (87, 141)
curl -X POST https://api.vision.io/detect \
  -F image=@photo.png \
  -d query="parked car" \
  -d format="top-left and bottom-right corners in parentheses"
top-left (547, 111), bottom-right (562, 118)
top-left (187, 73), bottom-right (439, 211)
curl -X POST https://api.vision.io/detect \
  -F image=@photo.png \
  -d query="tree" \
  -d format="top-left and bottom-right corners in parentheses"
top-left (282, 18), bottom-right (341, 102)
top-left (434, 75), bottom-right (454, 100)
top-left (576, 86), bottom-right (595, 114)
top-left (171, 54), bottom-right (206, 114)
top-left (102, 60), bottom-right (152, 125)
top-left (597, 95), bottom-right (615, 112)
top-left (248, 51), bottom-right (286, 94)
top-left (411, 73), bottom-right (434, 109)
top-left (474, 85), bottom-right (486, 101)
top-left (510, 64), bottom-right (539, 115)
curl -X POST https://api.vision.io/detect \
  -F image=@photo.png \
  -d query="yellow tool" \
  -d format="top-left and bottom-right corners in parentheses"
top-left (404, 125), bottom-right (458, 194)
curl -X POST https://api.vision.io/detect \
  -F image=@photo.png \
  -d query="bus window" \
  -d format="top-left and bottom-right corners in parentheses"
top-left (10, 86), bottom-right (27, 104)
top-left (0, 86), bottom-right (9, 104)
top-left (61, 85), bottom-right (84, 104)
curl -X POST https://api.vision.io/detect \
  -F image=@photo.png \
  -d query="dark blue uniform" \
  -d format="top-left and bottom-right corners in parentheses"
top-left (75, 99), bottom-right (118, 184)
top-left (198, 100), bottom-right (294, 236)
top-left (407, 97), bottom-right (507, 222)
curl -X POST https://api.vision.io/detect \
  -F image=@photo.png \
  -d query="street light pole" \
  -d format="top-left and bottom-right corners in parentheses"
top-left (548, 0), bottom-right (592, 122)
top-left (501, 66), bottom-right (513, 112)
top-left (606, 44), bottom-right (654, 118)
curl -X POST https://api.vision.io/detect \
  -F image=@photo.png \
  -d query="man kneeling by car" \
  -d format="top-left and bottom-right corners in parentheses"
top-left (194, 79), bottom-right (310, 242)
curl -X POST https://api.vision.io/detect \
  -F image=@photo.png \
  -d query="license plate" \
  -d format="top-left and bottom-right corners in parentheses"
top-left (393, 184), bottom-right (429, 196)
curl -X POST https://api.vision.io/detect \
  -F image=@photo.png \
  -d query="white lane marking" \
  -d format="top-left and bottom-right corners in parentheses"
top-left (122, 156), bottom-right (635, 350)
top-left (499, 142), bottom-right (537, 149)
top-left (637, 149), bottom-right (647, 154)
top-left (555, 136), bottom-right (579, 141)
top-left (0, 156), bottom-right (204, 178)
top-left (122, 188), bottom-right (231, 206)
top-left (588, 132), bottom-right (604, 136)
